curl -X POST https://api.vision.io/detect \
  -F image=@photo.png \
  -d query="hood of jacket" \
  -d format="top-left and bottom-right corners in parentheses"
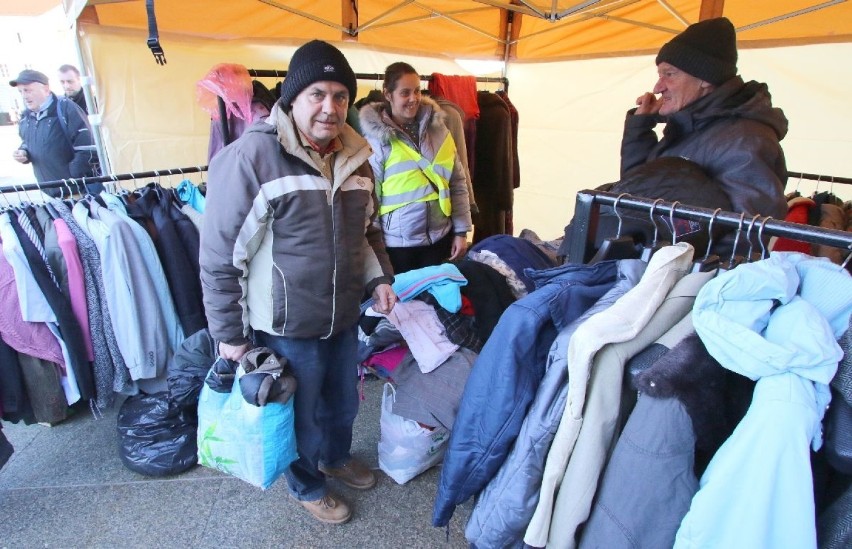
top-left (693, 252), bottom-right (852, 446)
top-left (669, 76), bottom-right (788, 141)
top-left (359, 95), bottom-right (446, 145)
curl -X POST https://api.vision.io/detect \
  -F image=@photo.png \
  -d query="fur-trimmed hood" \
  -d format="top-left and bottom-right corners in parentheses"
top-left (634, 332), bottom-right (754, 473)
top-left (359, 95), bottom-right (447, 145)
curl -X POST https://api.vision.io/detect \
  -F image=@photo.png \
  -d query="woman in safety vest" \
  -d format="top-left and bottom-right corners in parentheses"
top-left (359, 62), bottom-right (473, 275)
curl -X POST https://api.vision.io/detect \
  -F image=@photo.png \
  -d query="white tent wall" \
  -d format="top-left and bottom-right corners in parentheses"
top-left (508, 42), bottom-right (852, 240)
top-left (77, 24), bottom-right (852, 241)
top-left (77, 24), bottom-right (475, 176)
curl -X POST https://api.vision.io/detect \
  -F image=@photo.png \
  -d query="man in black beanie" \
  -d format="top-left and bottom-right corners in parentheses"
top-left (621, 16), bottom-right (788, 250)
top-left (199, 40), bottom-right (397, 524)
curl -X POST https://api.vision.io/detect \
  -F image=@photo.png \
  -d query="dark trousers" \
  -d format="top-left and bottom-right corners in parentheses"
top-left (386, 231), bottom-right (454, 275)
top-left (255, 327), bottom-right (359, 501)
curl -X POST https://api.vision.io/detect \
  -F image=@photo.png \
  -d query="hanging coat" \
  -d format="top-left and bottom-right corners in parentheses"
top-left (679, 253), bottom-right (852, 549)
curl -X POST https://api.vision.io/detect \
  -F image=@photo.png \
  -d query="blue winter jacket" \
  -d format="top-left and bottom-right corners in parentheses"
top-left (432, 260), bottom-right (619, 527)
top-left (465, 259), bottom-right (646, 547)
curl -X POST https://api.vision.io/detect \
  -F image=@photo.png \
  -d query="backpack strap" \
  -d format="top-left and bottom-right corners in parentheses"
top-left (55, 98), bottom-right (71, 144)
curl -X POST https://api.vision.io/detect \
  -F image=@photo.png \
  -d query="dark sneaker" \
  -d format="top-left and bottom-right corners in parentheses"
top-left (294, 493), bottom-right (351, 524)
top-left (318, 458), bottom-right (377, 490)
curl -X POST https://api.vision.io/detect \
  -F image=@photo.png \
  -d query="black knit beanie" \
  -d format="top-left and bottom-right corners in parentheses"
top-left (656, 17), bottom-right (738, 86)
top-left (280, 40), bottom-right (357, 109)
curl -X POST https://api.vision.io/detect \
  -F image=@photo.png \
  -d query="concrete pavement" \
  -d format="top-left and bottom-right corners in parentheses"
top-left (0, 375), bottom-right (473, 548)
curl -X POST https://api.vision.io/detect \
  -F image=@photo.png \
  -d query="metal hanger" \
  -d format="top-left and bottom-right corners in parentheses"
top-left (841, 244), bottom-right (852, 272)
top-left (589, 193), bottom-right (641, 264)
top-left (668, 200), bottom-right (681, 244)
top-left (745, 214), bottom-right (761, 262)
top-left (719, 212), bottom-right (747, 272)
top-left (758, 216), bottom-right (773, 260)
top-left (691, 207), bottom-right (722, 273)
top-left (640, 198), bottom-right (670, 262)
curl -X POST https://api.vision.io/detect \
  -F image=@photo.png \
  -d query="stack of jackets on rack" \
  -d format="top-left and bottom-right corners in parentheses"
top-left (431, 242), bottom-right (852, 549)
top-left (773, 190), bottom-right (852, 269)
top-left (0, 180), bottom-right (207, 423)
top-left (428, 73), bottom-right (521, 242)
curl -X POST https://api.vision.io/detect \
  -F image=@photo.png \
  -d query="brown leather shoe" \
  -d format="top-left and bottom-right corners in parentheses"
top-left (318, 458), bottom-right (377, 490)
top-left (294, 493), bottom-right (351, 524)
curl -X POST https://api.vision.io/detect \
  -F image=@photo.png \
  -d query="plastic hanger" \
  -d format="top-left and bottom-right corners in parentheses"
top-left (589, 193), bottom-right (640, 264)
top-left (640, 198), bottom-right (670, 262)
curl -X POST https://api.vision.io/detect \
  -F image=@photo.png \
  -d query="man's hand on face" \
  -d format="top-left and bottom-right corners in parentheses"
top-left (634, 92), bottom-right (663, 116)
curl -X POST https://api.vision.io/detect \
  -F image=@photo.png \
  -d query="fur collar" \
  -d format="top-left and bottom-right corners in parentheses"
top-left (634, 333), bottom-right (754, 472)
top-left (358, 95), bottom-right (446, 145)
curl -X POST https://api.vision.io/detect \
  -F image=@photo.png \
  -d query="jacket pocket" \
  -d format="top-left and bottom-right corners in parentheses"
top-left (271, 263), bottom-right (288, 333)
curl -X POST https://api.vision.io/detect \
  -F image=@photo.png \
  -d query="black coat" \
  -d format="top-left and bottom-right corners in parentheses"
top-left (17, 94), bottom-right (97, 185)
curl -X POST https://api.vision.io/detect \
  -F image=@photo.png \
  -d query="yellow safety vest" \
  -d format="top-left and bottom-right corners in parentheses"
top-left (379, 133), bottom-right (456, 217)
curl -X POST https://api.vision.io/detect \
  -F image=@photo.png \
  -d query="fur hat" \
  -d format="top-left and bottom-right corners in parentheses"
top-left (280, 40), bottom-right (357, 109)
top-left (656, 17), bottom-right (738, 85)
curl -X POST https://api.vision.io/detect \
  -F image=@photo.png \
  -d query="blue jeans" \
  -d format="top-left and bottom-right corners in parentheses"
top-left (255, 327), bottom-right (359, 501)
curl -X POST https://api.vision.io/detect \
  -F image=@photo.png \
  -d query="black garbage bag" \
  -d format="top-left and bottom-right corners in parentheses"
top-left (117, 392), bottom-right (197, 476)
top-left (0, 425), bottom-right (13, 470)
top-left (168, 328), bottom-right (217, 409)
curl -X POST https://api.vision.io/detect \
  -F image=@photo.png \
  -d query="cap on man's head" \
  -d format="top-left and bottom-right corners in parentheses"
top-left (655, 17), bottom-right (737, 86)
top-left (9, 69), bottom-right (49, 87)
top-left (279, 40), bottom-right (357, 110)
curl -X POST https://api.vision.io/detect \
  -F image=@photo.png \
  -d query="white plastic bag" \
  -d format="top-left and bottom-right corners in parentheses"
top-left (378, 383), bottom-right (449, 484)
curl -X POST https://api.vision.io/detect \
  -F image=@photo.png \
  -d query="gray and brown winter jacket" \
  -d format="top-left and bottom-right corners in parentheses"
top-left (199, 104), bottom-right (393, 346)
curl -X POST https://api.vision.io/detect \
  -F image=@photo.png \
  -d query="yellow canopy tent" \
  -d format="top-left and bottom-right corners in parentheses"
top-left (62, 0), bottom-right (852, 61)
top-left (41, 1), bottom-right (852, 236)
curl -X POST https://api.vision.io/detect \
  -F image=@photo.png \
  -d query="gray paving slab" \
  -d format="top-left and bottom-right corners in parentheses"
top-left (0, 375), bottom-right (473, 548)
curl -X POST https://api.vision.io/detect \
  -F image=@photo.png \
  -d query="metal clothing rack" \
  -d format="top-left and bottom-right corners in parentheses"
top-left (564, 189), bottom-right (852, 265)
top-left (216, 68), bottom-right (509, 145)
top-left (245, 68), bottom-right (509, 88)
top-left (0, 165), bottom-right (208, 195)
top-left (787, 171), bottom-right (852, 186)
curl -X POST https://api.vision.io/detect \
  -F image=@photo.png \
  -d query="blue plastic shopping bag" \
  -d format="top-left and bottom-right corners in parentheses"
top-left (197, 368), bottom-right (297, 489)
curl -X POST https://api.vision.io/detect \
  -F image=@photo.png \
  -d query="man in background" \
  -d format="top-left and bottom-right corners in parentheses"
top-left (58, 64), bottom-right (88, 113)
top-left (622, 16), bottom-right (788, 223)
top-left (10, 69), bottom-right (102, 196)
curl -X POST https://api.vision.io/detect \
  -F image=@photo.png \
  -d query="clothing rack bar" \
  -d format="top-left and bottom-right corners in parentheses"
top-left (787, 171), bottom-right (852, 186)
top-left (565, 189), bottom-right (852, 264)
top-left (246, 68), bottom-right (509, 88)
top-left (0, 165), bottom-right (208, 194)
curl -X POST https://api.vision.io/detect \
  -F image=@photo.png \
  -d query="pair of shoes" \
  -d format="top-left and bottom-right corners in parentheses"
top-left (318, 458), bottom-right (377, 490)
top-left (293, 493), bottom-right (351, 524)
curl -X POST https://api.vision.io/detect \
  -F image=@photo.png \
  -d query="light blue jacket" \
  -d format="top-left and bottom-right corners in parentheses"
top-left (680, 253), bottom-right (852, 549)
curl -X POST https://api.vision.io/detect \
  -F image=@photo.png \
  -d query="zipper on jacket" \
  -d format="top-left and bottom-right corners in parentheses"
top-left (326, 195), bottom-right (338, 340)
top-left (426, 201), bottom-right (433, 245)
